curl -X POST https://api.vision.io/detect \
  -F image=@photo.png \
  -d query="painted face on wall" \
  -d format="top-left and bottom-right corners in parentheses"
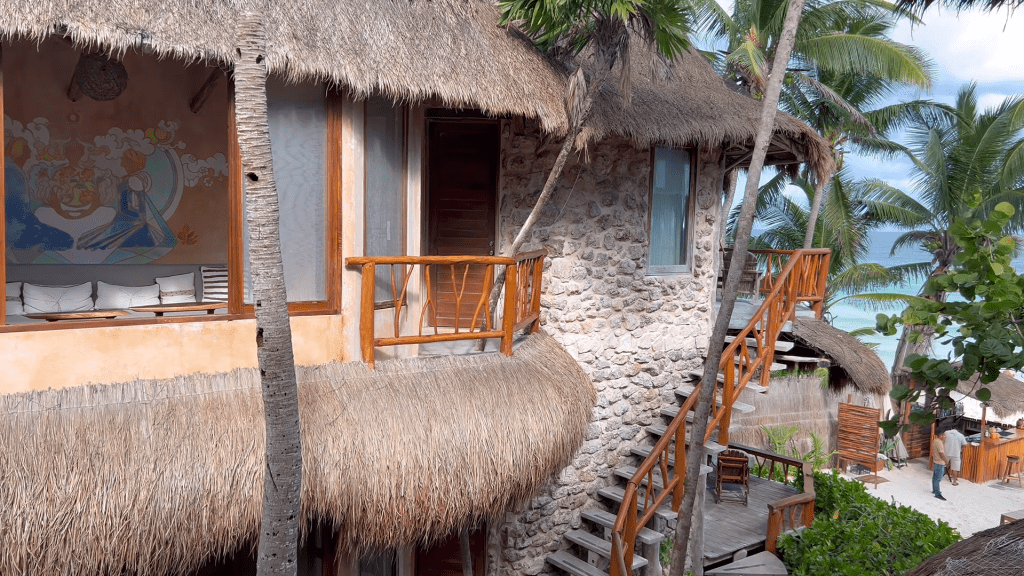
top-left (49, 177), bottom-right (101, 220)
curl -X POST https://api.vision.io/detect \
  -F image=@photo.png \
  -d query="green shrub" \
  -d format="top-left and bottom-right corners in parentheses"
top-left (778, 471), bottom-right (960, 576)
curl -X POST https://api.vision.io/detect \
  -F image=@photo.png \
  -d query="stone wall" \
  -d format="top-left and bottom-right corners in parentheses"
top-left (495, 119), bottom-right (724, 576)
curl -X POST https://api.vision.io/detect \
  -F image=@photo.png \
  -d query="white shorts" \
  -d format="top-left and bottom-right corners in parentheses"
top-left (948, 457), bottom-right (961, 472)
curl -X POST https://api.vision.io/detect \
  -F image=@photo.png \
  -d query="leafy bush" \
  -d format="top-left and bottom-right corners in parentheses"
top-left (778, 471), bottom-right (960, 576)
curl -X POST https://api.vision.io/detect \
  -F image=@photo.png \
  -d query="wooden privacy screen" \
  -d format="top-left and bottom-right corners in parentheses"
top-left (837, 403), bottom-right (883, 473)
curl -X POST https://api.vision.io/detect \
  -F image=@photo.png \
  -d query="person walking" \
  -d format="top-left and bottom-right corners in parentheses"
top-left (945, 428), bottom-right (968, 485)
top-left (932, 429), bottom-right (948, 500)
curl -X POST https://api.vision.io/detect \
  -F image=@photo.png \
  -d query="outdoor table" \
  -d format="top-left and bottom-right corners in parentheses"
top-left (24, 309), bottom-right (129, 322)
top-left (130, 302), bottom-right (227, 316)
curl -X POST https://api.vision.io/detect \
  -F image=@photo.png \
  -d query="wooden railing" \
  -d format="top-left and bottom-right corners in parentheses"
top-left (345, 250), bottom-right (546, 368)
top-left (765, 461), bottom-right (815, 554)
top-left (609, 249), bottom-right (829, 576)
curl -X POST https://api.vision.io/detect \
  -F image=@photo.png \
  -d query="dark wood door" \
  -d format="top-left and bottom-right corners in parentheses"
top-left (415, 528), bottom-right (486, 576)
top-left (427, 121), bottom-right (499, 328)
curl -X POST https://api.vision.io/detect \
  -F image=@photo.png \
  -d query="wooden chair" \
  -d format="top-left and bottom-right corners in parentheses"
top-left (715, 449), bottom-right (750, 506)
top-left (718, 249), bottom-right (762, 301)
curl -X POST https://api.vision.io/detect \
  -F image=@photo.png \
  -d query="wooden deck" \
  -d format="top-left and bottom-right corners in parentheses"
top-left (702, 474), bottom-right (800, 565)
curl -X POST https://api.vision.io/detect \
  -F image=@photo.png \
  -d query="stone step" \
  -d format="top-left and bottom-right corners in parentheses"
top-left (705, 551), bottom-right (788, 575)
top-left (672, 387), bottom-right (756, 414)
top-left (640, 422), bottom-right (738, 445)
top-left (580, 509), bottom-right (665, 545)
top-left (547, 550), bottom-right (609, 576)
top-left (597, 486), bottom-right (677, 522)
top-left (565, 530), bottom-right (648, 570)
top-left (614, 465), bottom-right (667, 491)
top-left (776, 354), bottom-right (826, 365)
top-left (724, 335), bottom-right (795, 352)
top-left (684, 371), bottom-right (769, 393)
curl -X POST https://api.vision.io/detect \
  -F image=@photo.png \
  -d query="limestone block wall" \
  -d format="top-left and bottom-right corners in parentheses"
top-left (494, 120), bottom-right (725, 576)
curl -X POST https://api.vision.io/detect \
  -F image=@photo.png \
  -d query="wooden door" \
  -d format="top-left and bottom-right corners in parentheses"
top-left (415, 528), bottom-right (486, 576)
top-left (426, 121), bottom-right (499, 328)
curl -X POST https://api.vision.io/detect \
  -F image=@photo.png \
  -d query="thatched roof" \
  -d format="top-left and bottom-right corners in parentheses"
top-left (905, 517), bottom-right (1024, 576)
top-left (957, 371), bottom-right (1024, 420)
top-left (0, 0), bottom-right (833, 177)
top-left (791, 317), bottom-right (891, 395)
top-left (0, 332), bottom-right (594, 576)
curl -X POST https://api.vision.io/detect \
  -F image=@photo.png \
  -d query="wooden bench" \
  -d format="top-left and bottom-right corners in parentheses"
top-left (1000, 509), bottom-right (1024, 526)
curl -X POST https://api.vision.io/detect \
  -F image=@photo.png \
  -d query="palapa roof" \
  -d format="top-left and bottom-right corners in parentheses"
top-left (791, 317), bottom-right (891, 395)
top-left (905, 518), bottom-right (1024, 576)
top-left (0, 332), bottom-right (595, 576)
top-left (0, 0), bottom-right (833, 177)
top-left (957, 371), bottom-right (1024, 420)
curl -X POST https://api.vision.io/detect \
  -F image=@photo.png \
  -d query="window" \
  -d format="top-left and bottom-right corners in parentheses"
top-left (243, 78), bottom-right (328, 304)
top-left (364, 97), bottom-right (407, 306)
top-left (647, 147), bottom-right (694, 275)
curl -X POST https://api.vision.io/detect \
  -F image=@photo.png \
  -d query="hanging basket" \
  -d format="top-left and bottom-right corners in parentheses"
top-left (73, 53), bottom-right (128, 101)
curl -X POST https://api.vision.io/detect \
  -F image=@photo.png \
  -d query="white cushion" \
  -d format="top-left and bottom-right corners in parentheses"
top-left (6, 282), bottom-right (23, 315)
top-left (200, 266), bottom-right (228, 302)
top-left (22, 282), bottom-right (93, 314)
top-left (155, 273), bottom-right (197, 304)
top-left (95, 281), bottom-right (160, 309)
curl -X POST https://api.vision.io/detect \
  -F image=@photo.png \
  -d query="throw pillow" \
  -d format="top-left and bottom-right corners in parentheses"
top-left (200, 266), bottom-right (229, 302)
top-left (155, 273), bottom-right (197, 304)
top-left (6, 282), bottom-right (23, 315)
top-left (95, 281), bottom-right (161, 309)
top-left (22, 282), bottom-right (94, 314)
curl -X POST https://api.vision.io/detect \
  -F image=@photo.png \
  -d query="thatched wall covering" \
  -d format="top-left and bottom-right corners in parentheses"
top-left (905, 517), bottom-right (1024, 576)
top-left (1, 0), bottom-right (832, 176)
top-left (729, 376), bottom-right (848, 454)
top-left (0, 332), bottom-right (594, 576)
top-left (957, 371), bottom-right (1024, 420)
top-left (792, 317), bottom-right (891, 395)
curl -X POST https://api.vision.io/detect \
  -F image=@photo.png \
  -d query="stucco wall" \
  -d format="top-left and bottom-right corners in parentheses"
top-left (495, 119), bottom-right (724, 576)
top-left (0, 315), bottom-right (347, 393)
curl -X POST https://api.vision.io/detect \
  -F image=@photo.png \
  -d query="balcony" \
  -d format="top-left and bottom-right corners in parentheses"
top-left (345, 250), bottom-right (547, 368)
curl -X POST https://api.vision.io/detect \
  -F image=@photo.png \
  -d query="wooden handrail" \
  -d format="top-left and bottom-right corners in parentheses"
top-left (766, 462), bottom-right (815, 554)
top-left (345, 250), bottom-right (547, 367)
top-left (609, 249), bottom-right (829, 576)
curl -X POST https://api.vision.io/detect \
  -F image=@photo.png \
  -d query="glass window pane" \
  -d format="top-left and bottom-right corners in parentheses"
top-left (365, 98), bottom-right (406, 303)
top-left (243, 78), bottom-right (327, 303)
top-left (649, 148), bottom-right (691, 271)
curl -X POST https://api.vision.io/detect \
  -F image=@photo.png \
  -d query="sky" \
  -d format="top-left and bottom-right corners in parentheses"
top-left (719, 4), bottom-right (1024, 217)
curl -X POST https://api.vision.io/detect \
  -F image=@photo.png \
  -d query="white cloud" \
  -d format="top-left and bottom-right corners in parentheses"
top-left (977, 92), bottom-right (1012, 110)
top-left (894, 9), bottom-right (1024, 83)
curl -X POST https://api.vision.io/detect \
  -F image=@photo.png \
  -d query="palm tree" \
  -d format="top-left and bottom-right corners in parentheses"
top-left (235, 13), bottom-right (303, 576)
top-left (696, 0), bottom-right (933, 245)
top-left (861, 83), bottom-right (1024, 378)
top-left (740, 171), bottom-right (911, 310)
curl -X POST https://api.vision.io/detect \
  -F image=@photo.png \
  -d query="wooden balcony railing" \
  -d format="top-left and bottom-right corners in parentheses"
top-left (609, 249), bottom-right (829, 576)
top-left (345, 250), bottom-right (547, 368)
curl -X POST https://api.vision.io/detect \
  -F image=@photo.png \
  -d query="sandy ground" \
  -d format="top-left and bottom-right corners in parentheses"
top-left (839, 458), bottom-right (1024, 537)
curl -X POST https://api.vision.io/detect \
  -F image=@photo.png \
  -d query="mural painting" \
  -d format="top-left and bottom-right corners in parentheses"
top-left (5, 115), bottom-right (227, 264)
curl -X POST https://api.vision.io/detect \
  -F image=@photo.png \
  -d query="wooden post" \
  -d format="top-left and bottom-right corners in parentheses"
top-left (813, 251), bottom-right (830, 318)
top-left (227, 79), bottom-right (244, 315)
top-left (720, 360), bottom-right (735, 446)
top-left (459, 527), bottom-right (474, 576)
top-left (529, 257), bottom-right (543, 333)
top-left (500, 263), bottom-right (517, 356)
top-left (673, 422), bottom-right (686, 510)
top-left (360, 263), bottom-right (376, 367)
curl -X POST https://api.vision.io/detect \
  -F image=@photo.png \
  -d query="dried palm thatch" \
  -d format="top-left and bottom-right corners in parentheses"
top-left (0, 332), bottom-right (594, 576)
top-left (729, 375), bottom-right (848, 454)
top-left (957, 371), bottom-right (1024, 420)
top-left (904, 517), bottom-right (1024, 576)
top-left (792, 317), bottom-right (891, 395)
top-left (1, 0), bottom-right (833, 177)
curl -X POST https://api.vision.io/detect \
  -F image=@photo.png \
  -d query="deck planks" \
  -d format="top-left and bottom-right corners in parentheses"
top-left (702, 475), bottom-right (800, 564)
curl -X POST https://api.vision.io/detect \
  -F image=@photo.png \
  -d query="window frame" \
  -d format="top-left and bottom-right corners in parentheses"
top-left (0, 70), bottom-right (344, 331)
top-left (646, 146), bottom-right (697, 276)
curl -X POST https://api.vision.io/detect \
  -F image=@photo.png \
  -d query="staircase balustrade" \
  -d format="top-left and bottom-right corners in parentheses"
top-left (345, 249), bottom-right (547, 368)
top-left (609, 249), bottom-right (829, 576)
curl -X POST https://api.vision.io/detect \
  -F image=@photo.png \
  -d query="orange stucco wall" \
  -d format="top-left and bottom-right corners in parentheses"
top-left (0, 315), bottom-right (348, 394)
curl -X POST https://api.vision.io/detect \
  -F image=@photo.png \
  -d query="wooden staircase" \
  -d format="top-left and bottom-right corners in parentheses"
top-left (544, 249), bottom-right (830, 576)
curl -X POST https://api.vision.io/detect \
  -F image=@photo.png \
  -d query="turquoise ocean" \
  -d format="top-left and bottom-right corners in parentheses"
top-left (825, 230), bottom-right (1024, 372)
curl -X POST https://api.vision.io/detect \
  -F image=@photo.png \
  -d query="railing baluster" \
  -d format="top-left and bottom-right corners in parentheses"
top-left (501, 262), bottom-right (517, 356)
top-left (360, 263), bottom-right (376, 368)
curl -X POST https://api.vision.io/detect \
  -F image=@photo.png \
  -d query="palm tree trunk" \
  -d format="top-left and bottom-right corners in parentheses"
top-left (235, 13), bottom-right (303, 576)
top-left (670, 0), bottom-right (813, 571)
top-left (802, 174), bottom-right (827, 249)
top-left (718, 169), bottom-right (739, 248)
